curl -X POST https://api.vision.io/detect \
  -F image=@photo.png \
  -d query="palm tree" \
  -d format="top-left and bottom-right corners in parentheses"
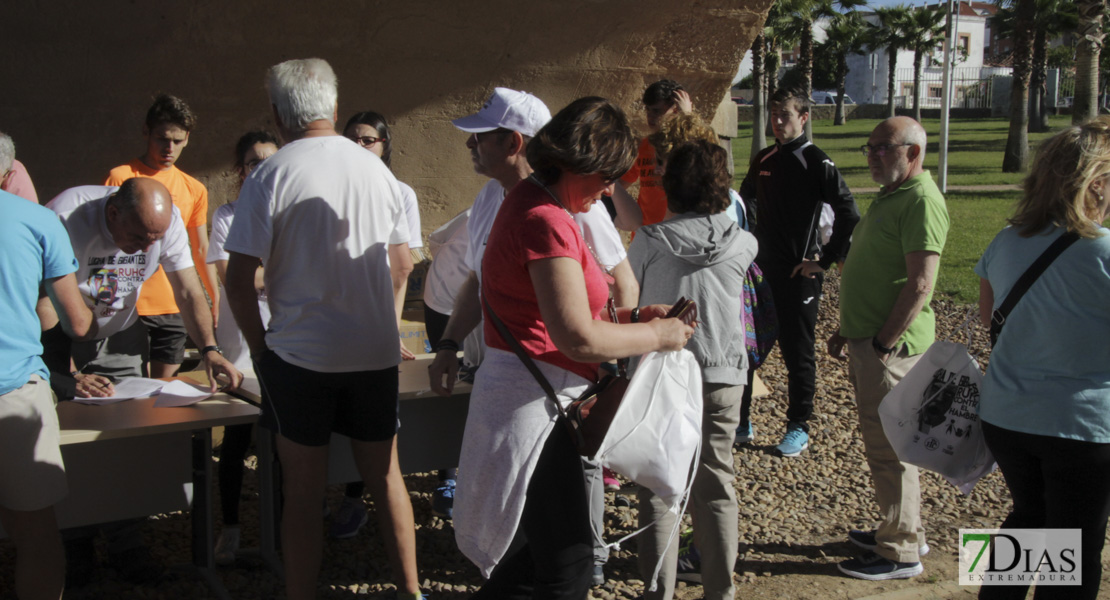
top-left (819, 11), bottom-right (870, 125)
top-left (901, 5), bottom-right (947, 122)
top-left (788, 0), bottom-right (868, 139)
top-left (1073, 0), bottom-right (1108, 124)
top-left (761, 0), bottom-right (804, 141)
top-left (992, 0), bottom-right (1078, 132)
top-left (870, 6), bottom-right (912, 118)
top-left (1002, 0), bottom-right (1036, 172)
top-left (750, 33), bottom-right (768, 160)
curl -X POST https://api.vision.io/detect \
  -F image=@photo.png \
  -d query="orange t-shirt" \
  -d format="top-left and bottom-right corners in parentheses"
top-left (620, 137), bottom-right (667, 227)
top-left (105, 159), bottom-right (208, 316)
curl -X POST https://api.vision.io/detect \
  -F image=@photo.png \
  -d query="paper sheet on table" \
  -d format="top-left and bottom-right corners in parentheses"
top-left (71, 377), bottom-right (166, 405)
top-left (153, 380), bottom-right (214, 407)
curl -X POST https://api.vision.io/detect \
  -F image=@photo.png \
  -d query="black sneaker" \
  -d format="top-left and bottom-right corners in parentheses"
top-left (847, 529), bottom-right (929, 556)
top-left (837, 551), bottom-right (923, 581)
top-left (64, 537), bottom-right (97, 589)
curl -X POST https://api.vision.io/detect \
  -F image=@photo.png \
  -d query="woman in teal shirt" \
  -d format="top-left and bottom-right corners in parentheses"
top-left (975, 117), bottom-right (1110, 600)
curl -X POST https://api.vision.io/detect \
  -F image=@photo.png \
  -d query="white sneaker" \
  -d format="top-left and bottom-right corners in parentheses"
top-left (215, 526), bottom-right (240, 566)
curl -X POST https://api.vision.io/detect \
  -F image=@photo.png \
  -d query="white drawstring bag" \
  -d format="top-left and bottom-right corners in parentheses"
top-left (877, 320), bottom-right (995, 494)
top-left (589, 349), bottom-right (703, 590)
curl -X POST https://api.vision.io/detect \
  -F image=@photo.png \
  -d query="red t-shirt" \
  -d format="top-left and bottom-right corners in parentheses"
top-left (482, 179), bottom-right (609, 382)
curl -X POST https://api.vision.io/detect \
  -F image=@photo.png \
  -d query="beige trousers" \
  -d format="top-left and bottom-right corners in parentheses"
top-left (847, 338), bottom-right (927, 563)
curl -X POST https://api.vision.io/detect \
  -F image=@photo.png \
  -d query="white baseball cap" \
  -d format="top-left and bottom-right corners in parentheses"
top-left (452, 87), bottom-right (551, 138)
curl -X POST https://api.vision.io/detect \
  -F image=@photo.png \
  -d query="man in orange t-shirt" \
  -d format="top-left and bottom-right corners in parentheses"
top-left (105, 94), bottom-right (218, 377)
top-left (618, 79), bottom-right (693, 228)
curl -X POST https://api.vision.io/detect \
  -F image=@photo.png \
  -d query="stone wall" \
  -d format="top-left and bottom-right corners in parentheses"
top-left (0, 0), bottom-right (773, 238)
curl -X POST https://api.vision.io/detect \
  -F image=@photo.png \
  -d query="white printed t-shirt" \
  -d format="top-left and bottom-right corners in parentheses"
top-left (47, 185), bottom-right (192, 339)
top-left (224, 135), bottom-right (410, 373)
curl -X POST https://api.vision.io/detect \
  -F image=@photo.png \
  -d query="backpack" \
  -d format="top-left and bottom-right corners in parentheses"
top-left (742, 261), bottom-right (777, 369)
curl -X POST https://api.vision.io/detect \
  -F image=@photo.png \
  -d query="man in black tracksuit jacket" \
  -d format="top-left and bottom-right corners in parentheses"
top-left (739, 86), bottom-right (859, 457)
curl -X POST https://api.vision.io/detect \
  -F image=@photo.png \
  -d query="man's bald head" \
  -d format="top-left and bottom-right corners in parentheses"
top-left (867, 117), bottom-right (927, 190)
top-left (105, 178), bottom-right (173, 254)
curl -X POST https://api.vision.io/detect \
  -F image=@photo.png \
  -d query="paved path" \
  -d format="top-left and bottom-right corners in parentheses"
top-left (855, 184), bottom-right (1020, 194)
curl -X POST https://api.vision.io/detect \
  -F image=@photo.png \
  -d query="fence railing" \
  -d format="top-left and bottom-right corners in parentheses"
top-left (892, 66), bottom-right (1011, 109)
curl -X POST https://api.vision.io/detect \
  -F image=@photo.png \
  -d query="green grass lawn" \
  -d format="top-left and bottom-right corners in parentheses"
top-left (732, 116), bottom-right (1072, 190)
top-left (729, 116), bottom-right (1077, 304)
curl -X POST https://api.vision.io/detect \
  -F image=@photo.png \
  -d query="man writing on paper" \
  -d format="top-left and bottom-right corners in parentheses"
top-left (42, 178), bottom-right (242, 397)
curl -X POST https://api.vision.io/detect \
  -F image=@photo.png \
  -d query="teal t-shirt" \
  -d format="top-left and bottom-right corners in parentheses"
top-left (839, 171), bottom-right (949, 354)
top-left (0, 191), bottom-right (79, 395)
top-left (975, 225), bottom-right (1110, 443)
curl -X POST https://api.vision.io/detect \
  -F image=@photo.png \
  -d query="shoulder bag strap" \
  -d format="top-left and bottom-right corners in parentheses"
top-left (990, 231), bottom-right (1080, 341)
top-left (481, 293), bottom-right (572, 422)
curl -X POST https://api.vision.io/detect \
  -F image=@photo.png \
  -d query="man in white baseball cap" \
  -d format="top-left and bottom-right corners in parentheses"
top-left (429, 88), bottom-right (639, 586)
top-left (450, 86), bottom-right (551, 139)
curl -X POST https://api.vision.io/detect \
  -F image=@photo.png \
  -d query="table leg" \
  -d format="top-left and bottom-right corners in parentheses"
top-left (191, 428), bottom-right (232, 600)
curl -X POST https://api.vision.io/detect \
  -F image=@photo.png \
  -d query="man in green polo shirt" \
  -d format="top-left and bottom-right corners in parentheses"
top-left (827, 116), bottom-right (949, 581)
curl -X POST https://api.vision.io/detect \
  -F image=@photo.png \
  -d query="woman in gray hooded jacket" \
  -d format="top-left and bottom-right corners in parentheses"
top-left (629, 139), bottom-right (758, 600)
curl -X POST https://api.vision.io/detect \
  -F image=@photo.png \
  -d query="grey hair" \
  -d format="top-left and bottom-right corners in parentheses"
top-left (0, 132), bottom-right (14, 174)
top-left (900, 121), bottom-right (928, 154)
top-left (266, 58), bottom-right (338, 131)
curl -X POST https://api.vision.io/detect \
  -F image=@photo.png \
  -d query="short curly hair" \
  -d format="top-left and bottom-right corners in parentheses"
top-left (662, 140), bottom-right (732, 215)
top-left (643, 79), bottom-right (685, 107)
top-left (145, 93), bottom-right (197, 132)
top-left (648, 112), bottom-right (718, 164)
top-left (526, 96), bottom-right (636, 186)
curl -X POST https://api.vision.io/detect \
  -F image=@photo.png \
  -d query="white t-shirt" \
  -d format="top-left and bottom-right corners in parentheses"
top-left (423, 208), bottom-right (471, 315)
top-left (224, 136), bottom-right (410, 373)
top-left (573, 201), bottom-right (626, 272)
top-left (47, 185), bottom-right (192, 339)
top-left (465, 178), bottom-right (626, 279)
top-left (398, 181), bottom-right (423, 249)
top-left (207, 201), bottom-right (271, 370)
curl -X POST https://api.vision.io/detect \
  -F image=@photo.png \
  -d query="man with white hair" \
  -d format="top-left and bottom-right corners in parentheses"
top-left (0, 131), bottom-right (39, 203)
top-left (223, 58), bottom-right (422, 600)
top-left (828, 116), bottom-right (948, 581)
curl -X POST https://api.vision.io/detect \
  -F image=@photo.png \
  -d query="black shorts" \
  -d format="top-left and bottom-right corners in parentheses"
top-left (141, 314), bottom-right (188, 364)
top-left (254, 350), bottom-right (400, 446)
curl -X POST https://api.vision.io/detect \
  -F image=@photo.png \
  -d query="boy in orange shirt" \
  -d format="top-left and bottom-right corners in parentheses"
top-left (105, 94), bottom-right (218, 377)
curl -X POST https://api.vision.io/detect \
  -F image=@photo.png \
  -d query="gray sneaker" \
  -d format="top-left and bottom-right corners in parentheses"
top-left (848, 529), bottom-right (930, 556)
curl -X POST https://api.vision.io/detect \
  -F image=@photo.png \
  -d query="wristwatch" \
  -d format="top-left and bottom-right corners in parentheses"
top-left (871, 337), bottom-right (896, 355)
top-left (200, 345), bottom-right (223, 356)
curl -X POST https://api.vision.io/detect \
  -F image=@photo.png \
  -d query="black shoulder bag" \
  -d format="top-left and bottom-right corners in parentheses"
top-left (989, 231), bottom-right (1079, 347)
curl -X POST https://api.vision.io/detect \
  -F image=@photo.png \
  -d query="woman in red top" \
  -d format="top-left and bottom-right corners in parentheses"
top-left (450, 96), bottom-right (694, 599)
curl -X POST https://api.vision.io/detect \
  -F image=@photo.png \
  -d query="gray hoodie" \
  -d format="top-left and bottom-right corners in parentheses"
top-left (628, 211), bottom-right (758, 385)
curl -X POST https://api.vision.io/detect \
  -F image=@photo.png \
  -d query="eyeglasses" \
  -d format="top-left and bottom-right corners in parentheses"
top-left (860, 143), bottom-right (913, 157)
top-left (349, 135), bottom-right (383, 147)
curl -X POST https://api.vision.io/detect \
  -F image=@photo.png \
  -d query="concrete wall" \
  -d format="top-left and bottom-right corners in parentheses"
top-left (1, 0), bottom-right (773, 239)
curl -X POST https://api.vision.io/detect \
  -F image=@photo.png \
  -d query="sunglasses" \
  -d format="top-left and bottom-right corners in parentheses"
top-left (349, 135), bottom-right (383, 147)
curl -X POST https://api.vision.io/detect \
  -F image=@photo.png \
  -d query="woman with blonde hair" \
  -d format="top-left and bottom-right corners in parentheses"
top-left (975, 116), bottom-right (1110, 600)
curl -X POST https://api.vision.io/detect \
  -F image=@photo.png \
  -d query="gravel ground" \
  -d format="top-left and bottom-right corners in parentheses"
top-left (3, 271), bottom-right (1108, 599)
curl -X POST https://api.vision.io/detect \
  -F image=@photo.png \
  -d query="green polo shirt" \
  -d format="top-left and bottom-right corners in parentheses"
top-left (839, 171), bottom-right (949, 355)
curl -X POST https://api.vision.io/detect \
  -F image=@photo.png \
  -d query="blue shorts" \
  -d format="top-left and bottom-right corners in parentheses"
top-left (254, 350), bottom-right (399, 446)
